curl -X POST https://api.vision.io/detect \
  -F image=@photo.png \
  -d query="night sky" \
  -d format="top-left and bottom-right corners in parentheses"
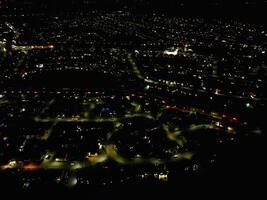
top-left (2, 0), bottom-right (266, 23)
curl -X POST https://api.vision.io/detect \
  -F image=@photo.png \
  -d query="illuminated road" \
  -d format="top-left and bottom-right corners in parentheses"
top-left (0, 89), bottom-right (242, 172)
top-left (127, 52), bottom-right (266, 101)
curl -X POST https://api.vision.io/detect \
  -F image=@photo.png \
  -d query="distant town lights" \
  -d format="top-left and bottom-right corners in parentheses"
top-left (36, 64), bottom-right (44, 68)
top-left (163, 48), bottom-right (179, 56)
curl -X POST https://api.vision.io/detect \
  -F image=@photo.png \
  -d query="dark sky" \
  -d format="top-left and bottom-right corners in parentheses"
top-left (4, 0), bottom-right (267, 6)
top-left (3, 0), bottom-right (266, 10)
top-left (1, 0), bottom-right (267, 21)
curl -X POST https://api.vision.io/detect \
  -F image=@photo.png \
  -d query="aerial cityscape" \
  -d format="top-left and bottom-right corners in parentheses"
top-left (0, 0), bottom-right (266, 194)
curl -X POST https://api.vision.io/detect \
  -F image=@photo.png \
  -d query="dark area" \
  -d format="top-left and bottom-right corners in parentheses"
top-left (11, 71), bottom-right (122, 89)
